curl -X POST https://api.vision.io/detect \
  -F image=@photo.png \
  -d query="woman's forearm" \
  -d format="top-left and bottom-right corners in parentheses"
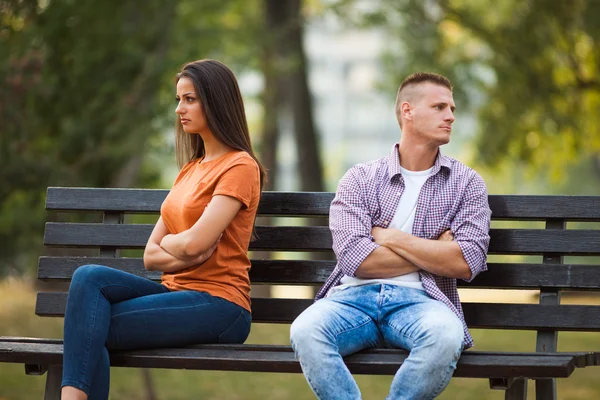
top-left (143, 243), bottom-right (197, 272)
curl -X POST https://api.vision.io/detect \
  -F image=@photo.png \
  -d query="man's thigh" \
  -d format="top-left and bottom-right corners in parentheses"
top-left (291, 286), bottom-right (382, 356)
top-left (379, 286), bottom-right (464, 351)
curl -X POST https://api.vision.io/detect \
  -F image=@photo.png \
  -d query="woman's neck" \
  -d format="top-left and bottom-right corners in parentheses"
top-left (200, 132), bottom-right (234, 162)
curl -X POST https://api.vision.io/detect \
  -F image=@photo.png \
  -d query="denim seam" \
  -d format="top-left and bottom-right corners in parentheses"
top-left (333, 317), bottom-right (373, 343)
top-left (218, 311), bottom-right (245, 340)
top-left (110, 297), bottom-right (219, 319)
top-left (384, 321), bottom-right (416, 349)
top-left (79, 289), bottom-right (101, 385)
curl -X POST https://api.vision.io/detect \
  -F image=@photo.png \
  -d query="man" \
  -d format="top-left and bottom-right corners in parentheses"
top-left (290, 72), bottom-right (491, 399)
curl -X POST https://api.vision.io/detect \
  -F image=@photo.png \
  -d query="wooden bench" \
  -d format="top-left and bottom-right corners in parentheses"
top-left (1, 187), bottom-right (600, 400)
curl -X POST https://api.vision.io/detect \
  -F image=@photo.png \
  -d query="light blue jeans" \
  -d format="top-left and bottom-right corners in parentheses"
top-left (290, 284), bottom-right (464, 400)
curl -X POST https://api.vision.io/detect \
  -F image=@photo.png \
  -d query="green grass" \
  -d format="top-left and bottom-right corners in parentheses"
top-left (1, 279), bottom-right (599, 399)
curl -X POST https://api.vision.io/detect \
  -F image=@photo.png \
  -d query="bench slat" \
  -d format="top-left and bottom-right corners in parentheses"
top-left (46, 188), bottom-right (600, 220)
top-left (46, 188), bottom-right (333, 217)
top-left (44, 224), bottom-right (334, 252)
top-left (34, 293), bottom-right (600, 330)
top-left (0, 338), bottom-right (594, 377)
top-left (44, 223), bottom-right (600, 254)
top-left (37, 257), bottom-right (600, 290)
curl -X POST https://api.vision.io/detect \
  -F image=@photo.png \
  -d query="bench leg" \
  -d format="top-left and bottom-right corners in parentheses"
top-left (44, 365), bottom-right (62, 400)
top-left (535, 378), bottom-right (556, 400)
top-left (505, 378), bottom-right (527, 400)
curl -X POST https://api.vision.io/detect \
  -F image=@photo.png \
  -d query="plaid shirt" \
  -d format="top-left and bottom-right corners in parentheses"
top-left (316, 143), bottom-right (491, 348)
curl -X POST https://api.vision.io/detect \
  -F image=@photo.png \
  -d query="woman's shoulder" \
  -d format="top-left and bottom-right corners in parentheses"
top-left (223, 151), bottom-right (259, 170)
top-left (226, 150), bottom-right (257, 164)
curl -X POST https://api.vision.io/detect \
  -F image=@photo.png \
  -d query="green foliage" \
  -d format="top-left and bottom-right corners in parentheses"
top-left (0, 0), bottom-right (178, 274)
top-left (332, 0), bottom-right (600, 184)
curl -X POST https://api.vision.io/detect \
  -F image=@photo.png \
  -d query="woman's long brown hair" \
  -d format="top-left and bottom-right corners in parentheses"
top-left (174, 60), bottom-right (267, 240)
top-left (174, 59), bottom-right (266, 191)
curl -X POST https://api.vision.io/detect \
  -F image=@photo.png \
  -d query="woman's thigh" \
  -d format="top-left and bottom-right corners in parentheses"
top-left (69, 264), bottom-right (169, 304)
top-left (106, 290), bottom-right (250, 350)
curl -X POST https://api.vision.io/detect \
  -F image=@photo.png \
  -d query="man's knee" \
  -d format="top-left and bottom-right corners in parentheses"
top-left (423, 314), bottom-right (464, 361)
top-left (290, 312), bottom-right (319, 352)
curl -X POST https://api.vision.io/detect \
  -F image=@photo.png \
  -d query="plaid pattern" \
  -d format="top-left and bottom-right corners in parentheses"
top-left (317, 143), bottom-right (491, 348)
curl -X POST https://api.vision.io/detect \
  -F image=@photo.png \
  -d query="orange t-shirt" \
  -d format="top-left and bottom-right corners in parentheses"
top-left (159, 151), bottom-right (260, 312)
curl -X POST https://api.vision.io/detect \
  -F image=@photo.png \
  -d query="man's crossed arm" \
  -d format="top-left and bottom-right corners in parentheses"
top-left (355, 229), bottom-right (467, 279)
top-left (365, 228), bottom-right (471, 280)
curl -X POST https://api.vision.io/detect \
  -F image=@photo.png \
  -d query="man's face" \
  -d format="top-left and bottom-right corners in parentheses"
top-left (406, 83), bottom-right (456, 146)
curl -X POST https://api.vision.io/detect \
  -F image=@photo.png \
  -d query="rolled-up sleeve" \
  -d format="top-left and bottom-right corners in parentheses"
top-left (329, 168), bottom-right (379, 277)
top-left (451, 173), bottom-right (491, 282)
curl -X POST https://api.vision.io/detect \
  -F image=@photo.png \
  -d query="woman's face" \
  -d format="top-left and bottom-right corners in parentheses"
top-left (175, 77), bottom-right (208, 134)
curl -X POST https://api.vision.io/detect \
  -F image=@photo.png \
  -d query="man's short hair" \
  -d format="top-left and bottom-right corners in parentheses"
top-left (395, 72), bottom-right (453, 125)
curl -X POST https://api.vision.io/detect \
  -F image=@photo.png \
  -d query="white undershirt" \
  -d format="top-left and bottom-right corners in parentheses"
top-left (329, 165), bottom-right (433, 295)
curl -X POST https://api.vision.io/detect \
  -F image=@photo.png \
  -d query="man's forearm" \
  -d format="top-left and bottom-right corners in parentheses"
top-left (354, 246), bottom-right (420, 279)
top-left (376, 229), bottom-right (471, 280)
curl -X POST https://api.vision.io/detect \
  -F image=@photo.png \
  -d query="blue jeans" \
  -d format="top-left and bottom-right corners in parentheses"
top-left (62, 264), bottom-right (251, 399)
top-left (290, 284), bottom-right (464, 400)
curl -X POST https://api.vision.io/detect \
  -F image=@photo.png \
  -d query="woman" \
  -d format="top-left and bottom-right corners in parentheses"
top-left (61, 59), bottom-right (266, 400)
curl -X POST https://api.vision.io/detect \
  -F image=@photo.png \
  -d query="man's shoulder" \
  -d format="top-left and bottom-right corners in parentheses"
top-left (442, 154), bottom-right (484, 183)
top-left (346, 156), bottom-right (389, 180)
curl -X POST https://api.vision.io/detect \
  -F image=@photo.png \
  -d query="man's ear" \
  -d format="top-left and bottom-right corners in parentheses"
top-left (401, 102), bottom-right (412, 122)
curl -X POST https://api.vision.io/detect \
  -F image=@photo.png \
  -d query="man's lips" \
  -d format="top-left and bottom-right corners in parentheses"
top-left (440, 126), bottom-right (452, 131)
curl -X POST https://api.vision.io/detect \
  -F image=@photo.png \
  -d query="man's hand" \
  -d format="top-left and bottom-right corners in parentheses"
top-left (370, 226), bottom-right (470, 280)
top-left (438, 229), bottom-right (454, 242)
top-left (371, 226), bottom-right (397, 246)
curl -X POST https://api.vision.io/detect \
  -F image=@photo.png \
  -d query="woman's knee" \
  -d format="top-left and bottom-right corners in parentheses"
top-left (71, 264), bottom-right (110, 287)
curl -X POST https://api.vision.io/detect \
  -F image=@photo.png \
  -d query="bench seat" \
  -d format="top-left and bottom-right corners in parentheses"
top-left (1, 337), bottom-right (597, 378)
top-left (1, 187), bottom-right (599, 400)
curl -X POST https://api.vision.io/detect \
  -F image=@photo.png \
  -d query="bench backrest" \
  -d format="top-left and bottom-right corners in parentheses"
top-left (38, 188), bottom-right (600, 342)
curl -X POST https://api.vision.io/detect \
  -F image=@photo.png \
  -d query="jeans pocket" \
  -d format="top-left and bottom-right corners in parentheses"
top-left (218, 310), bottom-right (251, 344)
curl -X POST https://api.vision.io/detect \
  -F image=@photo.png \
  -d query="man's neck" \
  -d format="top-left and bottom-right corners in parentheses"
top-left (397, 138), bottom-right (439, 171)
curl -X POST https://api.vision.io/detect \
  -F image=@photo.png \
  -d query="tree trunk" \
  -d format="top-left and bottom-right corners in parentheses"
top-left (264, 0), bottom-right (324, 192)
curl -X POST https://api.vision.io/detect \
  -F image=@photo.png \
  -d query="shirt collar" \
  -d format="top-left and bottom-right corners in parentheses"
top-left (387, 143), bottom-right (452, 181)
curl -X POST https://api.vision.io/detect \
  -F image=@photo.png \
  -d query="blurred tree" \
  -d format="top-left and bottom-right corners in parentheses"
top-left (0, 0), bottom-right (325, 277)
top-left (0, 0), bottom-right (178, 274)
top-left (172, 0), bottom-right (325, 192)
top-left (331, 0), bottom-right (600, 184)
top-left (264, 0), bottom-right (324, 192)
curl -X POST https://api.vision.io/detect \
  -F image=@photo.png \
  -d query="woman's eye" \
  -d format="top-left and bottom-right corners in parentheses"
top-left (186, 97), bottom-right (194, 103)
top-left (175, 97), bottom-right (180, 103)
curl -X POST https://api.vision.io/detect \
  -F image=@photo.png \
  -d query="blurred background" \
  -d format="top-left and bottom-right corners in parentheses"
top-left (1, 0), bottom-right (599, 398)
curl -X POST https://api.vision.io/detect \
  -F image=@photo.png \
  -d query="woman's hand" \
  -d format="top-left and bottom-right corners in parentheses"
top-left (183, 234), bottom-right (222, 265)
top-left (158, 195), bottom-right (242, 259)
